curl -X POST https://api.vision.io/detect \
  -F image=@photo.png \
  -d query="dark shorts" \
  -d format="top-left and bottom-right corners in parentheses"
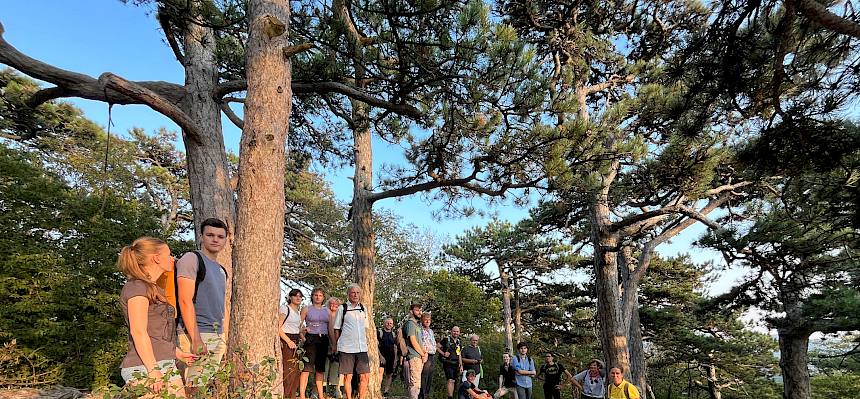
top-left (303, 333), bottom-right (329, 373)
top-left (443, 361), bottom-right (459, 380)
top-left (338, 352), bottom-right (370, 375)
top-left (380, 348), bottom-right (396, 375)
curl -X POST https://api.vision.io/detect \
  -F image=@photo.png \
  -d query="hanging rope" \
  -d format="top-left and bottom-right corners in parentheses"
top-left (100, 96), bottom-right (114, 213)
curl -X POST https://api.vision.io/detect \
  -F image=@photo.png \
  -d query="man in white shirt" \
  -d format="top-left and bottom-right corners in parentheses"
top-left (333, 284), bottom-right (370, 399)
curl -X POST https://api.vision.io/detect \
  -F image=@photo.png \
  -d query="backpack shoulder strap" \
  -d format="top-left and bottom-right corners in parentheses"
top-left (624, 382), bottom-right (630, 399)
top-left (338, 302), bottom-right (348, 329)
top-left (192, 251), bottom-right (206, 303)
top-left (173, 264), bottom-right (181, 323)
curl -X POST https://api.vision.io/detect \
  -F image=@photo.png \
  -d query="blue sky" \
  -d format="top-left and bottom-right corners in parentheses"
top-left (1, 1), bottom-right (738, 294)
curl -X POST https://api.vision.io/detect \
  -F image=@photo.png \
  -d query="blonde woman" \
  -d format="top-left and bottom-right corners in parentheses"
top-left (117, 237), bottom-right (195, 397)
top-left (325, 296), bottom-right (345, 398)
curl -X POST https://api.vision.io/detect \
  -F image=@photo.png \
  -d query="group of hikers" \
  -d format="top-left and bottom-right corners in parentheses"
top-left (116, 218), bottom-right (643, 399)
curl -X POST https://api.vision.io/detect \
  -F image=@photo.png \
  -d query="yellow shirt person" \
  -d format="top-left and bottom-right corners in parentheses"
top-left (607, 366), bottom-right (641, 399)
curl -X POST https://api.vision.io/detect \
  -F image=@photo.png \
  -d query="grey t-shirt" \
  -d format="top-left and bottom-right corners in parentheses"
top-left (177, 251), bottom-right (226, 334)
top-left (461, 345), bottom-right (482, 374)
top-left (120, 280), bottom-right (176, 368)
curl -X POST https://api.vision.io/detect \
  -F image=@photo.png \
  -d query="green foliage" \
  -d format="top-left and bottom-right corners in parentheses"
top-left (810, 372), bottom-right (860, 399)
top-left (100, 345), bottom-right (280, 399)
top-left (642, 256), bottom-right (779, 398)
top-left (0, 70), bottom-right (191, 234)
top-left (422, 270), bottom-right (501, 334)
top-left (0, 144), bottom-right (169, 388)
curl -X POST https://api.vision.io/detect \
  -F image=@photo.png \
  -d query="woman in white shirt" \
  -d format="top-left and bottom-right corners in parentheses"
top-left (279, 289), bottom-right (304, 399)
top-left (571, 359), bottom-right (606, 399)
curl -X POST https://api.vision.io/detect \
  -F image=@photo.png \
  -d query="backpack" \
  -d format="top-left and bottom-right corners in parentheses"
top-left (160, 251), bottom-right (227, 323)
top-left (397, 322), bottom-right (412, 355)
top-left (441, 336), bottom-right (461, 364)
top-left (336, 302), bottom-right (366, 330)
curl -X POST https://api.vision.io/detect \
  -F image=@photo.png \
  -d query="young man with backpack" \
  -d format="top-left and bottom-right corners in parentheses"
top-left (175, 218), bottom-right (229, 389)
top-left (333, 284), bottom-right (370, 399)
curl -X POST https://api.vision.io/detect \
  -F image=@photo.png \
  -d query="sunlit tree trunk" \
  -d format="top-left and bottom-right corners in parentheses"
top-left (229, 1), bottom-right (293, 394)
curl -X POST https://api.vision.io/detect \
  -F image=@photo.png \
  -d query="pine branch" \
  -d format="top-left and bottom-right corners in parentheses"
top-left (0, 22), bottom-right (185, 106)
top-left (220, 102), bottom-right (244, 129)
top-left (216, 80), bottom-right (422, 118)
top-left (97, 72), bottom-right (202, 144)
top-left (792, 0), bottom-right (860, 39)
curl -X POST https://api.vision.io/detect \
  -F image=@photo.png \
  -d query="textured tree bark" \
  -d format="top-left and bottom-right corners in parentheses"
top-left (512, 267), bottom-right (523, 344)
top-left (179, 6), bottom-right (237, 339)
top-left (778, 329), bottom-right (811, 399)
top-left (228, 0), bottom-right (292, 395)
top-left (704, 364), bottom-right (722, 399)
top-left (499, 262), bottom-right (514, 352)
top-left (590, 200), bottom-right (630, 375)
top-left (351, 96), bottom-right (382, 399)
top-left (628, 296), bottom-right (649, 397)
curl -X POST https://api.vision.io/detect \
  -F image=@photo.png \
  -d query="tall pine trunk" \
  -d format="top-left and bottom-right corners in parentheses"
top-left (778, 329), bottom-right (811, 399)
top-left (499, 261), bottom-right (513, 352)
top-left (180, 6), bottom-right (237, 336)
top-left (351, 96), bottom-right (382, 399)
top-left (704, 364), bottom-right (722, 399)
top-left (512, 267), bottom-right (523, 344)
top-left (590, 200), bottom-right (630, 374)
top-left (628, 296), bottom-right (649, 396)
top-left (229, 0), bottom-right (292, 394)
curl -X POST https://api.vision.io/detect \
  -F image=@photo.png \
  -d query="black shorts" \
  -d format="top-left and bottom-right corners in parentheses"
top-left (303, 333), bottom-right (329, 373)
top-left (338, 352), bottom-right (370, 375)
top-left (443, 362), bottom-right (459, 380)
top-left (380, 348), bottom-right (396, 375)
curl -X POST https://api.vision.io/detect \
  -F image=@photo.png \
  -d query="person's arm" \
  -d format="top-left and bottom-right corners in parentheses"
top-left (331, 307), bottom-right (343, 349)
top-left (562, 369), bottom-right (574, 386)
top-left (176, 253), bottom-right (206, 355)
top-left (514, 358), bottom-right (533, 376)
top-left (535, 365), bottom-right (544, 381)
top-left (571, 371), bottom-right (584, 390)
top-left (127, 296), bottom-right (164, 393)
top-left (408, 323), bottom-right (428, 361)
top-left (278, 311), bottom-right (297, 348)
top-left (299, 306), bottom-right (308, 341)
top-left (328, 311), bottom-right (336, 351)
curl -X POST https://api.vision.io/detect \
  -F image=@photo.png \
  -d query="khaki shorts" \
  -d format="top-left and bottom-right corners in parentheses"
top-left (178, 332), bottom-right (227, 387)
top-left (121, 359), bottom-right (183, 385)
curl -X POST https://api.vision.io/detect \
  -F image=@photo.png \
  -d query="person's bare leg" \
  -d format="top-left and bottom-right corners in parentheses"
top-left (343, 374), bottom-right (353, 399)
top-left (315, 372), bottom-right (326, 399)
top-left (382, 372), bottom-right (393, 395)
top-left (300, 371), bottom-right (311, 399)
top-left (447, 379), bottom-right (455, 398)
top-left (358, 373), bottom-right (369, 399)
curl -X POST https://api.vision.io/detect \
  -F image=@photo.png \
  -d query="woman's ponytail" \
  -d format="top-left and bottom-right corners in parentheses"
top-left (117, 237), bottom-right (168, 303)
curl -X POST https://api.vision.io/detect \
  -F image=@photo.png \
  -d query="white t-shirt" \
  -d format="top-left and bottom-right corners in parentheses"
top-left (333, 302), bottom-right (368, 353)
top-left (574, 370), bottom-right (606, 398)
top-left (280, 304), bottom-right (302, 334)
